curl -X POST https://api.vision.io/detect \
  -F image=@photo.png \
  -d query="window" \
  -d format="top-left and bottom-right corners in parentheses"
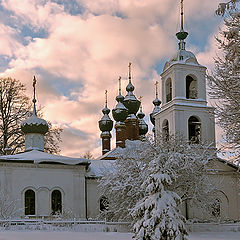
top-left (51, 190), bottom-right (62, 215)
top-left (100, 196), bottom-right (109, 211)
top-left (188, 116), bottom-right (201, 143)
top-left (166, 78), bottom-right (172, 103)
top-left (162, 120), bottom-right (169, 141)
top-left (186, 76), bottom-right (197, 99)
top-left (25, 189), bottom-right (35, 215)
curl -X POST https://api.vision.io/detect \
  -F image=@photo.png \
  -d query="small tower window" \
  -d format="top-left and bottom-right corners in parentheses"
top-left (25, 189), bottom-right (35, 215)
top-left (166, 78), bottom-right (172, 103)
top-left (100, 196), bottom-right (109, 211)
top-left (186, 76), bottom-right (197, 99)
top-left (162, 120), bottom-right (169, 141)
top-left (51, 190), bottom-right (62, 215)
top-left (188, 116), bottom-right (201, 143)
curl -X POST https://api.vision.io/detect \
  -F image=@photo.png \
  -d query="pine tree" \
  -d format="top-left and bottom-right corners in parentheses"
top-left (0, 77), bottom-right (62, 155)
top-left (207, 4), bottom-right (240, 158)
top-left (132, 168), bottom-right (187, 240)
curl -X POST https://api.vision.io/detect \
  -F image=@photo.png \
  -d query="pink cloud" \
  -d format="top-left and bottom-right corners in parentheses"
top-left (0, 0), bottom-right (224, 157)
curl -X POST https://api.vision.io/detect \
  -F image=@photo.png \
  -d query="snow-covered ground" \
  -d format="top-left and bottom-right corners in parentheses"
top-left (0, 231), bottom-right (240, 240)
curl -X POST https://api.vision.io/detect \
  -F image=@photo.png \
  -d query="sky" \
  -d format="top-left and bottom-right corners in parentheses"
top-left (0, 0), bottom-right (225, 158)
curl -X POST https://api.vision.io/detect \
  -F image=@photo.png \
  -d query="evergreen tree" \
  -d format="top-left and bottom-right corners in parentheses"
top-left (208, 4), bottom-right (240, 158)
top-left (0, 77), bottom-right (62, 155)
top-left (132, 167), bottom-right (187, 240)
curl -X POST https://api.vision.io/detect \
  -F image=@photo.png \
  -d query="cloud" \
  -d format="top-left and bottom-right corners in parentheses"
top-left (0, 0), bottom-right (224, 157)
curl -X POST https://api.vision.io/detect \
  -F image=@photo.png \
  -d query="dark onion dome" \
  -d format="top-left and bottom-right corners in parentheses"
top-left (99, 106), bottom-right (113, 132)
top-left (21, 76), bottom-right (49, 135)
top-left (150, 97), bottom-right (161, 126)
top-left (21, 114), bottom-right (49, 135)
top-left (112, 94), bottom-right (128, 123)
top-left (137, 110), bottom-right (148, 136)
top-left (123, 63), bottom-right (140, 115)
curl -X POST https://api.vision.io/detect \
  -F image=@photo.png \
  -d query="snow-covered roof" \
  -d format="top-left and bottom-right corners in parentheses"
top-left (96, 147), bottom-right (122, 160)
top-left (86, 160), bottom-right (115, 178)
top-left (0, 150), bottom-right (90, 165)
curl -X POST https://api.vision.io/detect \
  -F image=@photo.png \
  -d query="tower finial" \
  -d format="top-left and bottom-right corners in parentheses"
top-left (155, 81), bottom-right (159, 99)
top-left (32, 76), bottom-right (37, 116)
top-left (105, 90), bottom-right (108, 107)
top-left (118, 76), bottom-right (121, 95)
top-left (128, 62), bottom-right (132, 83)
top-left (139, 96), bottom-right (143, 111)
top-left (176, 0), bottom-right (188, 50)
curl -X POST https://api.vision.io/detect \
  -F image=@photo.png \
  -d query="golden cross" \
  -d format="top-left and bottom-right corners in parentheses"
top-left (155, 81), bottom-right (159, 98)
top-left (128, 62), bottom-right (132, 82)
top-left (105, 90), bottom-right (108, 106)
top-left (180, 0), bottom-right (184, 30)
top-left (32, 75), bottom-right (37, 115)
top-left (118, 76), bottom-right (121, 95)
top-left (139, 96), bottom-right (143, 111)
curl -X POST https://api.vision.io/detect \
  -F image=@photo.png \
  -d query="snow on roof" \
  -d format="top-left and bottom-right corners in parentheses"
top-left (0, 150), bottom-right (90, 165)
top-left (86, 159), bottom-right (115, 178)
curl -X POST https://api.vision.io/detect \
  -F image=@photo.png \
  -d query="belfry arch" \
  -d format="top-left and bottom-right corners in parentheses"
top-left (186, 75), bottom-right (197, 99)
top-left (188, 116), bottom-right (201, 143)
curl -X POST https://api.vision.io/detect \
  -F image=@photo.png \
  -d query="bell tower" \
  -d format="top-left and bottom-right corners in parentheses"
top-left (154, 0), bottom-right (215, 145)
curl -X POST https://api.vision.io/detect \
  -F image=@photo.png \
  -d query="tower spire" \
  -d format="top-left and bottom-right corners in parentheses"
top-left (176, 0), bottom-right (188, 50)
top-left (32, 76), bottom-right (37, 116)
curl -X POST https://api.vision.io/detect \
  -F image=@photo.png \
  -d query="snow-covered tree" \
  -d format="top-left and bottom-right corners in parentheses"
top-left (216, 0), bottom-right (240, 16)
top-left (99, 135), bottom-right (215, 223)
top-left (0, 77), bottom-right (62, 155)
top-left (207, 5), bottom-right (240, 158)
top-left (132, 168), bottom-right (187, 240)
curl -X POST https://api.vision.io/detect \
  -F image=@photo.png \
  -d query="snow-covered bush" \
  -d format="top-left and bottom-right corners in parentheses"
top-left (0, 192), bottom-right (20, 219)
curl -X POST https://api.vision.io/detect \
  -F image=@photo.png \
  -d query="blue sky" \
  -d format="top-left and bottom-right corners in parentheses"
top-left (0, 0), bottom-right (225, 157)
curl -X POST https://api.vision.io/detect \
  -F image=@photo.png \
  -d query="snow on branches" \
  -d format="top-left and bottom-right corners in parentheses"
top-left (207, 8), bottom-right (240, 160)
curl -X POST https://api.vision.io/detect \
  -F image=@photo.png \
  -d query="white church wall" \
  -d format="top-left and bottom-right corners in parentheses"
top-left (86, 178), bottom-right (101, 219)
top-left (0, 162), bottom-right (86, 219)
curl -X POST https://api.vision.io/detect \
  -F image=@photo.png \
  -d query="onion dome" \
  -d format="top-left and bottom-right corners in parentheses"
top-left (98, 90), bottom-right (113, 133)
top-left (21, 76), bottom-right (49, 135)
top-left (123, 63), bottom-right (140, 116)
top-left (150, 81), bottom-right (161, 126)
top-left (112, 77), bottom-right (128, 123)
top-left (137, 97), bottom-right (148, 136)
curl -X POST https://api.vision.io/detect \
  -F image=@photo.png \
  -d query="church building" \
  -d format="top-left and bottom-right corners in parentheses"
top-left (0, 1), bottom-right (239, 222)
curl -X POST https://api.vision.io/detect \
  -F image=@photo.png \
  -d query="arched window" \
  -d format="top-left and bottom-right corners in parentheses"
top-left (51, 190), bottom-right (62, 215)
top-left (166, 78), bottom-right (172, 103)
top-left (162, 120), bottom-right (169, 141)
top-left (25, 189), bottom-right (35, 215)
top-left (188, 116), bottom-right (201, 143)
top-left (100, 196), bottom-right (109, 211)
top-left (186, 75), bottom-right (197, 99)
